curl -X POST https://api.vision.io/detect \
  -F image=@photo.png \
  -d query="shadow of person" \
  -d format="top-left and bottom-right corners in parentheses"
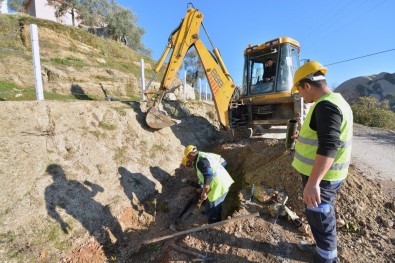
top-left (149, 166), bottom-right (171, 185)
top-left (70, 84), bottom-right (93, 100)
top-left (118, 166), bottom-right (158, 216)
top-left (45, 164), bottom-right (123, 260)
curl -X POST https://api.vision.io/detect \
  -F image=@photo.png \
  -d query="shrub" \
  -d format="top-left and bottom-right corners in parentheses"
top-left (351, 97), bottom-right (395, 130)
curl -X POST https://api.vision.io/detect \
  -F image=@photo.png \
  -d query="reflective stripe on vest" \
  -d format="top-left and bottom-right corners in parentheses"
top-left (195, 152), bottom-right (234, 202)
top-left (316, 246), bottom-right (337, 259)
top-left (292, 93), bottom-right (353, 181)
top-left (306, 203), bottom-right (332, 213)
top-left (203, 152), bottom-right (227, 167)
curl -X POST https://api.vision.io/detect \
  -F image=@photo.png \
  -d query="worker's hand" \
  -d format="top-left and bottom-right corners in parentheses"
top-left (200, 191), bottom-right (208, 202)
top-left (303, 181), bottom-right (321, 208)
top-left (291, 130), bottom-right (299, 140)
top-left (197, 198), bottom-right (204, 209)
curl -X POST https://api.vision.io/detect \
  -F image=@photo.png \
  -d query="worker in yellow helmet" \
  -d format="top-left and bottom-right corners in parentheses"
top-left (291, 61), bottom-right (353, 262)
top-left (183, 145), bottom-right (234, 224)
top-left (181, 156), bottom-right (192, 169)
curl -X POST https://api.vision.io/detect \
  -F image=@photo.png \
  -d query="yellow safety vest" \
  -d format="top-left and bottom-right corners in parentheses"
top-left (202, 152), bottom-right (227, 167)
top-left (195, 152), bottom-right (234, 202)
top-left (292, 93), bottom-right (353, 181)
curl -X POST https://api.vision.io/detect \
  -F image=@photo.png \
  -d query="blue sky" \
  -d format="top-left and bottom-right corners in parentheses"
top-left (121, 0), bottom-right (394, 88)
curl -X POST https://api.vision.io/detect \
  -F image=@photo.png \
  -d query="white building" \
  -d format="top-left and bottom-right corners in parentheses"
top-left (1, 0), bottom-right (8, 13)
top-left (24, 0), bottom-right (78, 26)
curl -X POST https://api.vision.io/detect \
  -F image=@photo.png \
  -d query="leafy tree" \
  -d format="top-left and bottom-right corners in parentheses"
top-left (183, 49), bottom-right (204, 88)
top-left (106, 1), bottom-right (150, 55)
top-left (78, 0), bottom-right (109, 27)
top-left (8, 0), bottom-right (24, 12)
top-left (47, 0), bottom-right (81, 26)
top-left (46, 0), bottom-right (109, 27)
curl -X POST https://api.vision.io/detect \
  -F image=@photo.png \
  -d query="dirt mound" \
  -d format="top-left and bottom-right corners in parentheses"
top-left (0, 101), bottom-right (393, 263)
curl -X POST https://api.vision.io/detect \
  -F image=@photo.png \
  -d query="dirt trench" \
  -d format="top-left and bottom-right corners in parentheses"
top-left (0, 101), bottom-right (393, 263)
top-left (120, 137), bottom-right (394, 263)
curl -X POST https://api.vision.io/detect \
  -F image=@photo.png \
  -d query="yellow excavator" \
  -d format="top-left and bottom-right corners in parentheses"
top-left (145, 5), bottom-right (306, 136)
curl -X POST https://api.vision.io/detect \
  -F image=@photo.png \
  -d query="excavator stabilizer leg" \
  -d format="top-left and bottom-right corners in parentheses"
top-left (146, 106), bottom-right (177, 129)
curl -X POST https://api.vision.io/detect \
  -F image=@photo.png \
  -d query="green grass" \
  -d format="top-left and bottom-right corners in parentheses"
top-left (113, 146), bottom-right (127, 162)
top-left (50, 57), bottom-right (84, 68)
top-left (0, 81), bottom-right (78, 100)
top-left (0, 14), bottom-right (167, 103)
top-left (98, 121), bottom-right (117, 131)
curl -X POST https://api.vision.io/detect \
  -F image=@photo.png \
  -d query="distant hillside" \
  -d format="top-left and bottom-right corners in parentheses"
top-left (0, 14), bottom-right (168, 101)
top-left (335, 72), bottom-right (395, 109)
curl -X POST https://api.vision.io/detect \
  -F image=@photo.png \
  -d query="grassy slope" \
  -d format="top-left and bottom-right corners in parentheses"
top-left (0, 14), bottom-right (163, 101)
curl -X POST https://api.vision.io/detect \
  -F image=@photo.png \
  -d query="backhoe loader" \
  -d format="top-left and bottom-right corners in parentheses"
top-left (144, 5), bottom-right (306, 136)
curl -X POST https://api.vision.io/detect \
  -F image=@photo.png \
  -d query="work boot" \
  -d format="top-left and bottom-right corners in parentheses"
top-left (297, 240), bottom-right (315, 253)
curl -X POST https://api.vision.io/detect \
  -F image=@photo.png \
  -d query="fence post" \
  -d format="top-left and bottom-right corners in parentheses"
top-left (30, 24), bottom-right (44, 101)
top-left (199, 78), bottom-right (202, 101)
top-left (205, 83), bottom-right (208, 101)
top-left (140, 58), bottom-right (145, 101)
top-left (183, 71), bottom-right (187, 100)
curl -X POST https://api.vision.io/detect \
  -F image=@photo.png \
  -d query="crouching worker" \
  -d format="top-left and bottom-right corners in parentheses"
top-left (184, 145), bottom-right (234, 224)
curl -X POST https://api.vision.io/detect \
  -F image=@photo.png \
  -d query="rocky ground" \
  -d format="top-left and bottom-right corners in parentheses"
top-left (0, 100), bottom-right (394, 263)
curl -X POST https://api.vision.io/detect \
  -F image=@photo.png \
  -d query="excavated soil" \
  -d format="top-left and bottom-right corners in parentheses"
top-left (0, 100), bottom-right (394, 263)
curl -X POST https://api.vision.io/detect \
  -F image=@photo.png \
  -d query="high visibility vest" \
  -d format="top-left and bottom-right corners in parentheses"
top-left (292, 93), bottom-right (353, 181)
top-left (202, 152), bottom-right (227, 167)
top-left (194, 152), bottom-right (234, 202)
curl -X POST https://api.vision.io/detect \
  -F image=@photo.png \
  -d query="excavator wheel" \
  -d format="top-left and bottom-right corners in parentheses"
top-left (146, 106), bottom-right (177, 129)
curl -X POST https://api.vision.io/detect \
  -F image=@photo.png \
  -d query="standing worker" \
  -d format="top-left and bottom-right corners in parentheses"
top-left (291, 61), bottom-right (353, 263)
top-left (184, 145), bottom-right (234, 224)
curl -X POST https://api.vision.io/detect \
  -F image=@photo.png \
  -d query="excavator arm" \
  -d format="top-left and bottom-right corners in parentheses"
top-left (145, 6), bottom-right (236, 129)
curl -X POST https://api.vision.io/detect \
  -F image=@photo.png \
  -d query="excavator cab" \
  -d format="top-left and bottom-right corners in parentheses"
top-left (229, 37), bottom-right (303, 134)
top-left (242, 38), bottom-right (300, 97)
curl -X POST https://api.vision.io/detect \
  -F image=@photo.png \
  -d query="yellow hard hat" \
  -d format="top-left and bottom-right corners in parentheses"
top-left (291, 61), bottom-right (327, 93)
top-left (184, 145), bottom-right (197, 157)
top-left (182, 156), bottom-right (188, 167)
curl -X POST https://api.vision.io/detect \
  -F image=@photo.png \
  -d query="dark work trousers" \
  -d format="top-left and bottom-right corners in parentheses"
top-left (205, 191), bottom-right (228, 224)
top-left (301, 174), bottom-right (343, 263)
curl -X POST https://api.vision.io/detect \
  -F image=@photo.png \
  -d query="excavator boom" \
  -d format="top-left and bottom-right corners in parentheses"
top-left (145, 6), bottom-right (235, 129)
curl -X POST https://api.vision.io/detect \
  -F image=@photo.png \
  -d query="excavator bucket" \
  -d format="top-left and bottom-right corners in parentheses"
top-left (146, 106), bottom-right (177, 129)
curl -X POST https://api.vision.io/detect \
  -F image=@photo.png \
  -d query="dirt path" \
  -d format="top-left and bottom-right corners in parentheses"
top-left (352, 123), bottom-right (395, 196)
